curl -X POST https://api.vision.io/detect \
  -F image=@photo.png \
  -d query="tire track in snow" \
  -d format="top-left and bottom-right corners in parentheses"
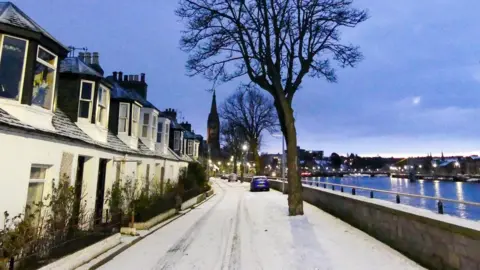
top-left (155, 180), bottom-right (227, 270)
top-left (225, 194), bottom-right (242, 270)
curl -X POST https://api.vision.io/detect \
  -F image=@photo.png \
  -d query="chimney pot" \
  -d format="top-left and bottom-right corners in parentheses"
top-left (118, 71), bottom-right (123, 82)
top-left (113, 71), bottom-right (118, 81)
top-left (84, 52), bottom-right (92, 64)
top-left (78, 52), bottom-right (85, 62)
top-left (92, 52), bottom-right (99, 64)
top-left (141, 73), bottom-right (146, 83)
top-left (124, 75), bottom-right (128, 81)
top-left (134, 75), bottom-right (139, 81)
top-left (128, 75), bottom-right (134, 81)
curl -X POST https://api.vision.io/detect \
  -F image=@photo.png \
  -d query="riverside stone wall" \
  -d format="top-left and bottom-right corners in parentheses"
top-left (269, 180), bottom-right (480, 270)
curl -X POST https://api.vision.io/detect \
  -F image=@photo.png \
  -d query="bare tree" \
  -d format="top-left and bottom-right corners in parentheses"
top-left (220, 86), bottom-right (278, 174)
top-left (177, 0), bottom-right (368, 215)
top-left (221, 120), bottom-right (245, 174)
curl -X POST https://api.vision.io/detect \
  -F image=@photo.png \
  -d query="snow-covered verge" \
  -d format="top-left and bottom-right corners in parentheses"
top-left (38, 233), bottom-right (121, 270)
top-left (98, 179), bottom-right (423, 270)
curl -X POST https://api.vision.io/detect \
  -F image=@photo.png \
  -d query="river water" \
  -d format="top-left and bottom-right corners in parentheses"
top-left (304, 176), bottom-right (480, 221)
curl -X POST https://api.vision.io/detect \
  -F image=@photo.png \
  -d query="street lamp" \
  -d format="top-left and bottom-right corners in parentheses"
top-left (241, 143), bottom-right (248, 182)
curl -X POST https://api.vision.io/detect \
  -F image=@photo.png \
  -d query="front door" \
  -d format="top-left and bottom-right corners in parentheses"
top-left (94, 159), bottom-right (108, 224)
top-left (73, 156), bottom-right (86, 227)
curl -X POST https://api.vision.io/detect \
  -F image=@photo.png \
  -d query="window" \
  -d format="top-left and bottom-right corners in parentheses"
top-left (131, 105), bottom-right (140, 137)
top-left (142, 113), bottom-right (149, 138)
top-left (96, 85), bottom-right (109, 127)
top-left (151, 115), bottom-right (157, 142)
top-left (26, 165), bottom-right (48, 217)
top-left (157, 122), bottom-right (163, 143)
top-left (78, 80), bottom-right (94, 119)
top-left (32, 46), bottom-right (57, 110)
top-left (174, 131), bottom-right (180, 150)
top-left (0, 35), bottom-right (28, 101)
top-left (188, 140), bottom-right (193, 155)
top-left (165, 123), bottom-right (170, 145)
top-left (118, 103), bottom-right (129, 133)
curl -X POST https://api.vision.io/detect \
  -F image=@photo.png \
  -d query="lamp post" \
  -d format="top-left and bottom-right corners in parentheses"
top-left (241, 143), bottom-right (248, 182)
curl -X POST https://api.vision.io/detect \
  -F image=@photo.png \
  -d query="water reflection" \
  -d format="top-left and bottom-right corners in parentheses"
top-left (305, 176), bottom-right (480, 221)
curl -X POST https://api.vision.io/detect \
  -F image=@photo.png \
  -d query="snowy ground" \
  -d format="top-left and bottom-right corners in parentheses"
top-left (98, 179), bottom-right (424, 270)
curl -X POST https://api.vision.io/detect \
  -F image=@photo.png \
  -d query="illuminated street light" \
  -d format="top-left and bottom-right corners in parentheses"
top-left (242, 144), bottom-right (248, 151)
top-left (433, 163), bottom-right (437, 168)
top-left (218, 161), bottom-right (222, 166)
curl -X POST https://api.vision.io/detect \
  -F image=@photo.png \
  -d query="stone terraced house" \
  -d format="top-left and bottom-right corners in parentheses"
top-left (0, 2), bottom-right (201, 225)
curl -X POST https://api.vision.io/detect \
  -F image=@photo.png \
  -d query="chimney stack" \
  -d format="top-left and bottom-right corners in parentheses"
top-left (124, 75), bottom-right (128, 81)
top-left (78, 52), bottom-right (85, 62)
top-left (92, 52), bottom-right (99, 64)
top-left (84, 52), bottom-right (92, 64)
top-left (113, 71), bottom-right (118, 81)
top-left (118, 71), bottom-right (123, 82)
top-left (141, 73), bottom-right (145, 83)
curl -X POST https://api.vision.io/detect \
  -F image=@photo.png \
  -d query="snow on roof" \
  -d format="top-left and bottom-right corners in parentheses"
top-left (0, 2), bottom-right (68, 50)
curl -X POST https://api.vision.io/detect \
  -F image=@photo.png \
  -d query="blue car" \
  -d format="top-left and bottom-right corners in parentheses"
top-left (250, 176), bottom-right (270, 192)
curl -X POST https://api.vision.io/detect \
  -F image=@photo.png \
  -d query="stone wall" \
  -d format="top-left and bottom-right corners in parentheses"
top-left (269, 180), bottom-right (480, 270)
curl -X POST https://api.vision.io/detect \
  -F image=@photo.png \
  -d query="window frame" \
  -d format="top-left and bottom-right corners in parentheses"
top-left (173, 130), bottom-right (180, 151)
top-left (151, 115), bottom-right (157, 142)
top-left (187, 140), bottom-right (193, 155)
top-left (157, 122), bottom-right (163, 143)
top-left (78, 80), bottom-right (95, 120)
top-left (142, 112), bottom-right (150, 139)
top-left (164, 122), bottom-right (170, 145)
top-left (96, 84), bottom-right (110, 128)
top-left (131, 104), bottom-right (140, 138)
top-left (0, 34), bottom-right (29, 103)
top-left (118, 102), bottom-right (130, 133)
top-left (33, 45), bottom-right (58, 110)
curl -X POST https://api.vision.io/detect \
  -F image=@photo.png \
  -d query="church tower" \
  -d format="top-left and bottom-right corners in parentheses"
top-left (207, 90), bottom-right (221, 160)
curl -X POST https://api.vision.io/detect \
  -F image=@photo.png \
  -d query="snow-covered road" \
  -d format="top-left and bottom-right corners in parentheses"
top-left (98, 179), bottom-right (424, 270)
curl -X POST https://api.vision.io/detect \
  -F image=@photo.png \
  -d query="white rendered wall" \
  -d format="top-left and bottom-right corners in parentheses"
top-left (0, 127), bottom-right (186, 226)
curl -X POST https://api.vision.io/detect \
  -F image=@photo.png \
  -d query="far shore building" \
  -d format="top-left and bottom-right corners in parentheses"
top-left (0, 2), bottom-right (202, 225)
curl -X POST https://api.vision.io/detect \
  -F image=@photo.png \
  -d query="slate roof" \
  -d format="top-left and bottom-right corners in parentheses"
top-left (0, 107), bottom-right (183, 162)
top-left (59, 57), bottom-right (103, 77)
top-left (184, 130), bottom-right (196, 140)
top-left (109, 80), bottom-right (159, 111)
top-left (0, 2), bottom-right (69, 50)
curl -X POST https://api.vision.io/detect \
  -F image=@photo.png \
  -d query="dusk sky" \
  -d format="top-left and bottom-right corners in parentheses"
top-left (15, 0), bottom-right (480, 157)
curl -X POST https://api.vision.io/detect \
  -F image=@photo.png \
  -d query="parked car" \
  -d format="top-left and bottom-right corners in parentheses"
top-left (220, 174), bottom-right (229, 180)
top-left (250, 176), bottom-right (270, 192)
top-left (228, 173), bottom-right (238, 182)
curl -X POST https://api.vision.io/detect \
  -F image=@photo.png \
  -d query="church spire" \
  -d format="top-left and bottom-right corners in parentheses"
top-left (210, 89), bottom-right (218, 117)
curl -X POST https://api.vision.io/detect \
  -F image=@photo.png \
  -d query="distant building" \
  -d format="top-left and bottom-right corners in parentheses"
top-left (207, 90), bottom-right (221, 161)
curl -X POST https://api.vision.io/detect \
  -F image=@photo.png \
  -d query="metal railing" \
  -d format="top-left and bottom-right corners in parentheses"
top-left (296, 179), bottom-right (480, 214)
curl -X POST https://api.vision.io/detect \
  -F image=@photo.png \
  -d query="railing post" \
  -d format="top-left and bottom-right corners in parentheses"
top-left (323, 183), bottom-right (327, 188)
top-left (340, 187), bottom-right (344, 193)
top-left (396, 194), bottom-right (400, 204)
top-left (370, 191), bottom-right (374, 198)
top-left (352, 188), bottom-right (356, 195)
top-left (316, 181), bottom-right (319, 187)
top-left (332, 185), bottom-right (335, 191)
top-left (438, 201), bottom-right (444, 214)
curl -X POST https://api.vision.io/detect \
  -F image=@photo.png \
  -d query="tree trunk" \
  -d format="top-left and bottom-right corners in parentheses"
top-left (275, 97), bottom-right (304, 216)
top-left (250, 140), bottom-right (261, 175)
top-left (233, 155), bottom-right (238, 174)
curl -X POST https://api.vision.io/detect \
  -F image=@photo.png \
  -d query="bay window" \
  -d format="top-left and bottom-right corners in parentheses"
top-left (142, 113), bottom-right (149, 138)
top-left (188, 140), bottom-right (193, 155)
top-left (32, 46), bottom-right (57, 110)
top-left (0, 35), bottom-right (28, 102)
top-left (157, 122), bottom-right (163, 143)
top-left (78, 80), bottom-right (94, 119)
top-left (174, 130), bottom-right (180, 150)
top-left (118, 103), bottom-right (130, 133)
top-left (96, 85), bottom-right (109, 128)
top-left (131, 105), bottom-right (140, 137)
